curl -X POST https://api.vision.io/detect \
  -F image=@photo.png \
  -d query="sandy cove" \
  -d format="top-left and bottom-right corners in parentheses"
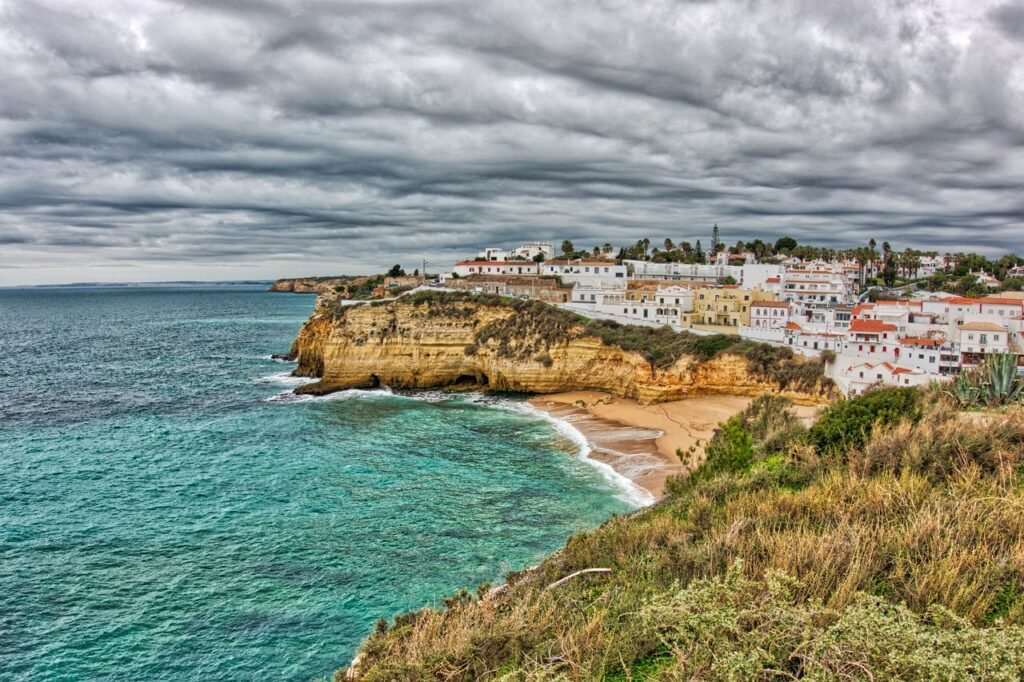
top-left (529, 391), bottom-right (822, 501)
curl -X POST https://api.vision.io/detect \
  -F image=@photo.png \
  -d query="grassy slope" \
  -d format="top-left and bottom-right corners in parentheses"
top-left (347, 388), bottom-right (1024, 681)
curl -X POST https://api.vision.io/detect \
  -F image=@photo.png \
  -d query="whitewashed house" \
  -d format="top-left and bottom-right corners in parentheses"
top-left (750, 300), bottom-right (792, 329)
top-left (836, 361), bottom-right (933, 395)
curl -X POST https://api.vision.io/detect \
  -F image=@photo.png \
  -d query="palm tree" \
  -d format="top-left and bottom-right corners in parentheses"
top-left (664, 238), bottom-right (674, 252)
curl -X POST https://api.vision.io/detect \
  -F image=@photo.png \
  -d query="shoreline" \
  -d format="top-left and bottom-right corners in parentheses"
top-left (530, 391), bottom-right (821, 501)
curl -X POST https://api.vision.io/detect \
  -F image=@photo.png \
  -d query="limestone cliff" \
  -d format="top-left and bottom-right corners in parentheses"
top-left (269, 275), bottom-right (421, 297)
top-left (288, 293), bottom-right (834, 405)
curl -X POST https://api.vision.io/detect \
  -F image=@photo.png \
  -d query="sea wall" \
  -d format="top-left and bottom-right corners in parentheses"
top-left (289, 295), bottom-right (833, 405)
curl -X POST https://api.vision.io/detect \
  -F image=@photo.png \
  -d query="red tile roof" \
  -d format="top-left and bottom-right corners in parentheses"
top-left (849, 319), bottom-right (896, 333)
top-left (944, 297), bottom-right (1022, 306)
top-left (899, 337), bottom-right (943, 347)
top-left (784, 322), bottom-right (803, 331)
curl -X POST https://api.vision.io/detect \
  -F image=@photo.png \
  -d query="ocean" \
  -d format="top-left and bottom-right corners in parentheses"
top-left (0, 285), bottom-right (635, 681)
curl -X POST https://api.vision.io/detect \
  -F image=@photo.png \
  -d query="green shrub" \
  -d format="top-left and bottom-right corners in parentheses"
top-left (702, 417), bottom-right (754, 475)
top-left (808, 386), bottom-right (920, 457)
top-left (644, 561), bottom-right (1024, 681)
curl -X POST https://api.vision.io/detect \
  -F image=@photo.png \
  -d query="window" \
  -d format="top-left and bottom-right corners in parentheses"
top-left (980, 334), bottom-right (988, 344)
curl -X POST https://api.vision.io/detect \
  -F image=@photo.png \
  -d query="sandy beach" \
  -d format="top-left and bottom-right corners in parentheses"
top-left (530, 391), bottom-right (821, 500)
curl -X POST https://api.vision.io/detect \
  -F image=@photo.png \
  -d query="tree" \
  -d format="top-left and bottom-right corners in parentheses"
top-left (710, 223), bottom-right (721, 254)
top-left (533, 252), bottom-right (546, 263)
top-left (721, 275), bottom-right (737, 285)
top-left (664, 238), bottom-right (675, 252)
top-left (774, 236), bottom-right (797, 253)
top-left (882, 256), bottom-right (898, 287)
top-left (561, 240), bottom-right (574, 258)
top-left (386, 264), bottom-right (406, 277)
top-left (695, 240), bottom-right (704, 262)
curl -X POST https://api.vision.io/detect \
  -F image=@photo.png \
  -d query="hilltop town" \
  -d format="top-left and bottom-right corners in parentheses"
top-left (434, 232), bottom-right (1024, 396)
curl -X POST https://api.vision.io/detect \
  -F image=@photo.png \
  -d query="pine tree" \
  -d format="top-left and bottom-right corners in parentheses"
top-left (711, 223), bottom-right (720, 255)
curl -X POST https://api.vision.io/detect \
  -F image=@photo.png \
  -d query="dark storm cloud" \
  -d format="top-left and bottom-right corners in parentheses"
top-left (1, 0), bottom-right (1023, 284)
top-left (990, 1), bottom-right (1024, 39)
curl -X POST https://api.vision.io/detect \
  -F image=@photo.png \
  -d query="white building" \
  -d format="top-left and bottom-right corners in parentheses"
top-left (511, 242), bottom-right (555, 260)
top-left (452, 260), bottom-right (541, 277)
top-left (897, 337), bottom-right (958, 376)
top-left (957, 321), bottom-right (1010, 368)
top-left (843, 319), bottom-right (899, 361)
top-left (542, 259), bottom-right (626, 286)
top-left (972, 271), bottom-right (1001, 289)
top-left (779, 268), bottom-right (851, 310)
top-left (750, 300), bottom-right (792, 329)
top-left (564, 283), bottom-right (692, 329)
top-left (623, 260), bottom-right (782, 289)
top-left (475, 242), bottom-right (555, 262)
top-left (835, 361), bottom-right (933, 395)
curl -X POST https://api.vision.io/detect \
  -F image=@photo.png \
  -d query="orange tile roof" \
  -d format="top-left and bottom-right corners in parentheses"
top-left (899, 337), bottom-right (943, 347)
top-left (944, 297), bottom-right (1020, 306)
top-left (784, 322), bottom-right (803, 331)
top-left (849, 319), bottom-right (896, 333)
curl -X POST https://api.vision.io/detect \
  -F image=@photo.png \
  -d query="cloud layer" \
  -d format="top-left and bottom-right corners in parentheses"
top-left (1, 0), bottom-right (1023, 284)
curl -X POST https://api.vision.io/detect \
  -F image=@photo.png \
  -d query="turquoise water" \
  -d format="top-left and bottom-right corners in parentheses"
top-left (0, 285), bottom-right (633, 681)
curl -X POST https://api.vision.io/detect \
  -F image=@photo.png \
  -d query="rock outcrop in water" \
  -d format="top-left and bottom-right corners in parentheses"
top-left (288, 292), bottom-right (834, 405)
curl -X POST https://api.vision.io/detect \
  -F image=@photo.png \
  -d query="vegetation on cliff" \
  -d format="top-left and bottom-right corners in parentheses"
top-left (345, 388), bottom-right (1024, 680)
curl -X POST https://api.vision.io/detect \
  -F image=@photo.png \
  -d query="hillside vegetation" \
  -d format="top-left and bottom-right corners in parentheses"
top-left (345, 387), bottom-right (1024, 680)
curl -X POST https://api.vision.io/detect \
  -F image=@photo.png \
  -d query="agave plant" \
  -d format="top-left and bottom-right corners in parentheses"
top-left (979, 353), bottom-right (1024, 406)
top-left (946, 370), bottom-right (981, 407)
top-left (947, 353), bottom-right (1024, 408)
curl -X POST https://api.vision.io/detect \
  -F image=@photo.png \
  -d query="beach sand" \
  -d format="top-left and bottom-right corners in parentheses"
top-left (530, 391), bottom-right (821, 500)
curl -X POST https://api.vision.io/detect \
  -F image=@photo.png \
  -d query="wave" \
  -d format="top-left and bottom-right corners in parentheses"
top-left (259, 384), bottom-right (654, 508)
top-left (262, 387), bottom-right (395, 404)
top-left (254, 371), bottom-right (317, 387)
top-left (494, 401), bottom-right (656, 509)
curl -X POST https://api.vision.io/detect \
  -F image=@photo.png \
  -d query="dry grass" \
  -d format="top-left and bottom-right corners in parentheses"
top-left (346, 393), bottom-right (1024, 681)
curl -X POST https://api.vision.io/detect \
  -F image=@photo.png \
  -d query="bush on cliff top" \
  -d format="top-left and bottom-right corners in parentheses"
top-left (347, 389), bottom-right (1024, 681)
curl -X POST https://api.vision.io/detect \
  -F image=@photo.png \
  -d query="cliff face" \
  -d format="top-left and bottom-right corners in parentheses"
top-left (290, 296), bottom-right (833, 405)
top-left (269, 275), bottom-right (421, 297)
top-left (269, 277), bottom-right (342, 293)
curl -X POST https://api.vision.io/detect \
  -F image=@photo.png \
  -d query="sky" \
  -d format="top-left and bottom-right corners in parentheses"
top-left (1, 0), bottom-right (1023, 285)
